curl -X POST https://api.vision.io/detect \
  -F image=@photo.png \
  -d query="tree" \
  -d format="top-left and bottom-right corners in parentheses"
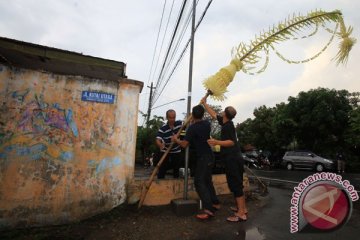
top-left (235, 88), bottom-right (359, 171)
top-left (251, 105), bottom-right (278, 152)
top-left (284, 88), bottom-right (352, 155)
top-left (136, 115), bottom-right (164, 163)
top-left (203, 104), bottom-right (222, 139)
top-left (272, 102), bottom-right (298, 149)
top-left (236, 118), bottom-right (255, 147)
top-left (345, 108), bottom-right (360, 148)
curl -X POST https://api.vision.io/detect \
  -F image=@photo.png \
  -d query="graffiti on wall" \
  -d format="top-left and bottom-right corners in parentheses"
top-left (84, 156), bottom-right (127, 206)
top-left (0, 69), bottom-right (128, 204)
top-left (0, 59), bottom-right (142, 227)
top-left (0, 65), bottom-right (144, 229)
top-left (0, 90), bottom-right (77, 164)
top-left (75, 102), bottom-right (116, 150)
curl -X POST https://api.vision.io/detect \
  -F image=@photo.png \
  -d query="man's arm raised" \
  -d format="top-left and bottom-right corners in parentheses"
top-left (200, 97), bottom-right (217, 119)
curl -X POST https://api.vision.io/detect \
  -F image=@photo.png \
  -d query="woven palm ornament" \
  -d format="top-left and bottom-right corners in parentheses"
top-left (203, 10), bottom-right (356, 101)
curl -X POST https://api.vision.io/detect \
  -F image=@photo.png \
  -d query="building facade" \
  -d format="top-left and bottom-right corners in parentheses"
top-left (0, 37), bottom-right (143, 228)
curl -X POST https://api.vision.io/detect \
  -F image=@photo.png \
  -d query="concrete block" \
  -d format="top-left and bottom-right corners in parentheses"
top-left (171, 198), bottom-right (199, 216)
top-left (127, 174), bottom-right (250, 206)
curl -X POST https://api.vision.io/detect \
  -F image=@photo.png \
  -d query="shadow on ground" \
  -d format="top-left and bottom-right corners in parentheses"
top-left (0, 192), bottom-right (269, 240)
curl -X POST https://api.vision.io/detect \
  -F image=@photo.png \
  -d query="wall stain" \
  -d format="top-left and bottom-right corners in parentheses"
top-left (0, 64), bottom-right (141, 228)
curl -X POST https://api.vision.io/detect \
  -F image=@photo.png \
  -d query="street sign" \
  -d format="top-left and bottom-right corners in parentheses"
top-left (81, 91), bottom-right (115, 104)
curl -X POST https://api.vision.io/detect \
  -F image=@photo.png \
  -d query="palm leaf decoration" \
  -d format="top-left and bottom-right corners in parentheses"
top-left (203, 9), bottom-right (356, 101)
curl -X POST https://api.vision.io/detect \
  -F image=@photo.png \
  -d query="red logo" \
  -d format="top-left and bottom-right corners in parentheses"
top-left (301, 183), bottom-right (350, 230)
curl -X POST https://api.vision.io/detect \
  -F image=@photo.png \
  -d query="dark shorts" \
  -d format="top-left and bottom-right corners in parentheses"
top-left (223, 154), bottom-right (244, 197)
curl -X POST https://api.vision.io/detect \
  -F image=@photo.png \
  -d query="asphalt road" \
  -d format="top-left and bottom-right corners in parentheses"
top-left (1, 168), bottom-right (359, 240)
top-left (249, 168), bottom-right (360, 191)
top-left (2, 186), bottom-right (358, 240)
top-left (240, 186), bottom-right (360, 240)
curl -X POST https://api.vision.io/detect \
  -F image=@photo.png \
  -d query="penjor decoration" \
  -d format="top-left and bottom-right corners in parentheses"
top-left (138, 9), bottom-right (355, 209)
top-left (203, 9), bottom-right (356, 101)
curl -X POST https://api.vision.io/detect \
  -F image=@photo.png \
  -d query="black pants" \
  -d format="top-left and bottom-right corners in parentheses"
top-left (223, 154), bottom-right (244, 197)
top-left (194, 154), bottom-right (219, 212)
top-left (189, 149), bottom-right (197, 177)
top-left (156, 152), bottom-right (181, 179)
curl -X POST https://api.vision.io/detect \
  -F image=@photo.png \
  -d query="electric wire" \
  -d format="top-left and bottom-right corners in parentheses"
top-left (151, 0), bottom-right (176, 87)
top-left (152, 0), bottom-right (188, 105)
top-left (141, 0), bottom-right (167, 120)
top-left (153, 0), bottom-right (187, 92)
top-left (147, 0), bottom-right (167, 86)
top-left (155, 2), bottom-right (193, 96)
top-left (152, 1), bottom-right (194, 105)
top-left (152, 0), bottom-right (213, 105)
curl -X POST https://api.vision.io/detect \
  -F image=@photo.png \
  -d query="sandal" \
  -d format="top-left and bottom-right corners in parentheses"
top-left (230, 206), bottom-right (238, 212)
top-left (196, 209), bottom-right (214, 220)
top-left (212, 204), bottom-right (221, 211)
top-left (230, 206), bottom-right (248, 215)
top-left (226, 214), bottom-right (247, 222)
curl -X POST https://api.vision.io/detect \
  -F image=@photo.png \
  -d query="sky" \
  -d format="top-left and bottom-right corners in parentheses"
top-left (1, 0), bottom-right (359, 125)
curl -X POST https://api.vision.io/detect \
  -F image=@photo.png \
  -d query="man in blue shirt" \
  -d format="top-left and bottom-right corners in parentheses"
top-left (155, 109), bottom-right (182, 179)
top-left (172, 105), bottom-right (220, 219)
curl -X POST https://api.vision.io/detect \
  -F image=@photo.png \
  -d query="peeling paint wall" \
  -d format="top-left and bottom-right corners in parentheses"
top-left (0, 64), bottom-right (141, 228)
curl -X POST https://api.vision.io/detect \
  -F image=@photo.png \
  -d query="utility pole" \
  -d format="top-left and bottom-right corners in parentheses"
top-left (184, 0), bottom-right (196, 200)
top-left (146, 82), bottom-right (155, 126)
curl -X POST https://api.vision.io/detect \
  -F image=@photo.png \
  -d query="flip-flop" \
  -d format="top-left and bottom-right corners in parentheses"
top-left (226, 214), bottom-right (247, 222)
top-left (230, 206), bottom-right (248, 215)
top-left (230, 206), bottom-right (238, 212)
top-left (196, 213), bottom-right (213, 220)
top-left (196, 210), bottom-right (214, 220)
top-left (212, 204), bottom-right (221, 211)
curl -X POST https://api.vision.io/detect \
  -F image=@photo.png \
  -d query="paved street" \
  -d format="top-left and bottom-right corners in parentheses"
top-left (241, 187), bottom-right (360, 240)
top-left (1, 186), bottom-right (359, 240)
top-left (2, 165), bottom-right (360, 240)
top-left (250, 168), bottom-right (360, 191)
top-left (135, 166), bottom-right (360, 239)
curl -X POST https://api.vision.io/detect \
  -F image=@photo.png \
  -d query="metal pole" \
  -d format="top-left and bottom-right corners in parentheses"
top-left (146, 82), bottom-right (154, 126)
top-left (184, 0), bottom-right (196, 200)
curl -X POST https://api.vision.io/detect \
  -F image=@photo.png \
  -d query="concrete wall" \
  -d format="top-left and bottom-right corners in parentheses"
top-left (0, 64), bottom-right (142, 228)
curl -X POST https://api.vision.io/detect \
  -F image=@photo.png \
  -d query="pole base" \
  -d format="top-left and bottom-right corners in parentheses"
top-left (170, 198), bottom-right (198, 216)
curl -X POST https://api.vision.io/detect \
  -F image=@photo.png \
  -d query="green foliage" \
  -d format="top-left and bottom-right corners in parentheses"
top-left (203, 104), bottom-right (222, 138)
top-left (236, 88), bottom-right (360, 171)
top-left (272, 102), bottom-right (297, 149)
top-left (345, 107), bottom-right (360, 149)
top-left (236, 118), bottom-right (255, 147)
top-left (251, 105), bottom-right (277, 152)
top-left (136, 115), bottom-right (164, 163)
top-left (286, 88), bottom-right (351, 154)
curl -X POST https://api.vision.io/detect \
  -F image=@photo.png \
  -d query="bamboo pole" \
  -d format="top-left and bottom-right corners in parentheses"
top-left (137, 118), bottom-right (191, 208)
top-left (244, 165), bottom-right (268, 194)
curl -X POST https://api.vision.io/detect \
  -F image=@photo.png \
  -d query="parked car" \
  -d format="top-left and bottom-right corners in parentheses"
top-left (282, 150), bottom-right (335, 172)
top-left (213, 152), bottom-right (258, 173)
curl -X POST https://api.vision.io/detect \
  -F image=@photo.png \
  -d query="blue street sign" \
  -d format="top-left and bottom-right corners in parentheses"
top-left (81, 91), bottom-right (115, 104)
